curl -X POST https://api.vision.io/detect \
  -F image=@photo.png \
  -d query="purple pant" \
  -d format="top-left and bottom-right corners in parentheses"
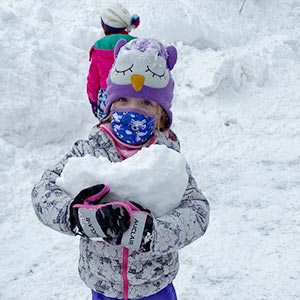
top-left (92, 283), bottom-right (177, 300)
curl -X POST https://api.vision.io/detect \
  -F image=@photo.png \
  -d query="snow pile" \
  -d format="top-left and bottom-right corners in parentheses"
top-left (56, 145), bottom-right (188, 217)
top-left (174, 44), bottom-right (269, 97)
top-left (2, 0), bottom-right (300, 299)
top-left (132, 0), bottom-right (256, 48)
top-left (0, 3), bottom-right (90, 148)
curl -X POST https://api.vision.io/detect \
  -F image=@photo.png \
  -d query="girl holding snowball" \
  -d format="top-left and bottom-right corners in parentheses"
top-left (32, 38), bottom-right (210, 300)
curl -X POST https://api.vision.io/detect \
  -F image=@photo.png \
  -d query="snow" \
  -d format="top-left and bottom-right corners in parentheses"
top-left (1, 0), bottom-right (300, 299)
top-left (56, 145), bottom-right (188, 217)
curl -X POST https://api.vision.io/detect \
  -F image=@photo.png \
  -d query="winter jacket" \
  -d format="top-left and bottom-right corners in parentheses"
top-left (31, 126), bottom-right (210, 299)
top-left (87, 34), bottom-right (136, 103)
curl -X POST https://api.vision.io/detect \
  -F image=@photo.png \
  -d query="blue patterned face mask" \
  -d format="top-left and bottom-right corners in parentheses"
top-left (111, 109), bottom-right (156, 145)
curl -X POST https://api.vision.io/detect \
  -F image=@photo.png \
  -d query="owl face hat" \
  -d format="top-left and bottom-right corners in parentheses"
top-left (105, 38), bottom-right (177, 128)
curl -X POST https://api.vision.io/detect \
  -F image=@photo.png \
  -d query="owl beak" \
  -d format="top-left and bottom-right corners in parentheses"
top-left (130, 74), bottom-right (145, 91)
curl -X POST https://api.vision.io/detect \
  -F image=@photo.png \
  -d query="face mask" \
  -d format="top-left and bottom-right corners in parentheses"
top-left (111, 109), bottom-right (156, 145)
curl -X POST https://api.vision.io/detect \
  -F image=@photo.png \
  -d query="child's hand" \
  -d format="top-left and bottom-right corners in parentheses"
top-left (119, 202), bottom-right (154, 252)
top-left (77, 202), bottom-right (132, 239)
top-left (70, 185), bottom-right (153, 251)
top-left (70, 184), bottom-right (132, 239)
top-left (71, 184), bottom-right (110, 207)
top-left (89, 99), bottom-right (98, 118)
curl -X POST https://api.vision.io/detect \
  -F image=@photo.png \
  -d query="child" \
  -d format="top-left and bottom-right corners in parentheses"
top-left (32, 38), bottom-right (210, 300)
top-left (87, 3), bottom-right (140, 120)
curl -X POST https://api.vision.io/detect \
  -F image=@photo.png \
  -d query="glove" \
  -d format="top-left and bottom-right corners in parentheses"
top-left (70, 184), bottom-right (131, 239)
top-left (120, 201), bottom-right (154, 252)
top-left (70, 184), bottom-right (153, 252)
top-left (89, 98), bottom-right (105, 120)
top-left (89, 99), bottom-right (98, 118)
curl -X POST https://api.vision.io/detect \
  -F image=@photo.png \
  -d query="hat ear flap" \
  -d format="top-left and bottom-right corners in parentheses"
top-left (114, 39), bottom-right (128, 59)
top-left (166, 45), bottom-right (177, 70)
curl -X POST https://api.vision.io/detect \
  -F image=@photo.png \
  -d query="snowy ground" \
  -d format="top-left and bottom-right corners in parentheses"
top-left (1, 0), bottom-right (300, 299)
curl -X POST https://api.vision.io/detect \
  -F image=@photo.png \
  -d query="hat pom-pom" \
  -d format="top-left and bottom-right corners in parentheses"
top-left (130, 14), bottom-right (140, 29)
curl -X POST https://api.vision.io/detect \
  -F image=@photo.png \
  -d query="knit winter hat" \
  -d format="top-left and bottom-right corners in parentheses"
top-left (101, 3), bottom-right (140, 33)
top-left (105, 38), bottom-right (177, 128)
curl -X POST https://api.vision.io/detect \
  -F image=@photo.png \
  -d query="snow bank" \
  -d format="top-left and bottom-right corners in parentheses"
top-left (174, 44), bottom-right (269, 97)
top-left (2, 0), bottom-right (300, 298)
top-left (0, 3), bottom-right (91, 147)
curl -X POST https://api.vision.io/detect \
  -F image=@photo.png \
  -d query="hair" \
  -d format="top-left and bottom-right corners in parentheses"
top-left (102, 102), bottom-right (169, 132)
top-left (156, 106), bottom-right (169, 131)
top-left (101, 22), bottom-right (127, 36)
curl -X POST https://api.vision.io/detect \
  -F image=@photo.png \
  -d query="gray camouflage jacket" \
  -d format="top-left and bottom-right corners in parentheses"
top-left (31, 126), bottom-right (210, 299)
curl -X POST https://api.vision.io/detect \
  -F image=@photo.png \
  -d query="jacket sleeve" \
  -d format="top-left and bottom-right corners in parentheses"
top-left (151, 164), bottom-right (210, 254)
top-left (31, 140), bottom-right (92, 235)
top-left (87, 46), bottom-right (100, 103)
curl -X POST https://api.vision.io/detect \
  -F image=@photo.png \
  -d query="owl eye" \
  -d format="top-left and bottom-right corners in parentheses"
top-left (145, 65), bottom-right (165, 79)
top-left (115, 64), bottom-right (133, 75)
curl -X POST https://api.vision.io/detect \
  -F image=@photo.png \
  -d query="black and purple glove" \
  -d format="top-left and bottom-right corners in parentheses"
top-left (120, 201), bottom-right (153, 252)
top-left (70, 184), bottom-right (153, 251)
top-left (70, 184), bottom-right (131, 240)
top-left (89, 99), bottom-right (98, 118)
top-left (89, 98), bottom-right (105, 120)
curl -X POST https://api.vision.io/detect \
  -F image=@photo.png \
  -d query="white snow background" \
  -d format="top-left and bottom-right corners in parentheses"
top-left (1, 0), bottom-right (300, 299)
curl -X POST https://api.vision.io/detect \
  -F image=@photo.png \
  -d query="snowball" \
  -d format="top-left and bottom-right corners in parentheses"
top-left (56, 144), bottom-right (188, 217)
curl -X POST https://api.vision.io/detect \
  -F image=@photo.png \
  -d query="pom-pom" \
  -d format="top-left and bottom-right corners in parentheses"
top-left (130, 14), bottom-right (140, 29)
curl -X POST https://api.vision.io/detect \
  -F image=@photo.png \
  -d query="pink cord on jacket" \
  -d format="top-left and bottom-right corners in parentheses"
top-left (122, 247), bottom-right (129, 300)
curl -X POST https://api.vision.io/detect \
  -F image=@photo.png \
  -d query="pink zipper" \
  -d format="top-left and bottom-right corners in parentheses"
top-left (122, 247), bottom-right (129, 300)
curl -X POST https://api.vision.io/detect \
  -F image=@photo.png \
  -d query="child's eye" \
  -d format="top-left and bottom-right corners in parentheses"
top-left (145, 65), bottom-right (165, 78)
top-left (142, 100), bottom-right (153, 106)
top-left (118, 97), bottom-right (128, 103)
top-left (115, 64), bottom-right (133, 75)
